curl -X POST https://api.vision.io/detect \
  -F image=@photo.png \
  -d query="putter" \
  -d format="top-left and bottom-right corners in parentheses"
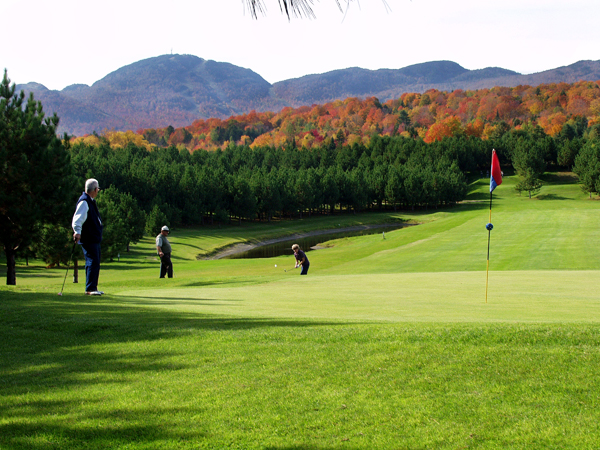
top-left (58, 242), bottom-right (78, 296)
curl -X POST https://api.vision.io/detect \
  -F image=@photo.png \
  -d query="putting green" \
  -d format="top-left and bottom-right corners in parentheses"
top-left (118, 270), bottom-right (600, 323)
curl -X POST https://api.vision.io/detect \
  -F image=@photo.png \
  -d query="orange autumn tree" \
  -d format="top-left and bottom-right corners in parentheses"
top-left (122, 80), bottom-right (600, 152)
top-left (424, 116), bottom-right (463, 143)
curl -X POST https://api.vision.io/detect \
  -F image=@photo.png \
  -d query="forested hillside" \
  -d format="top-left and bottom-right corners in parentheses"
top-left (77, 80), bottom-right (600, 153)
top-left (16, 55), bottom-right (600, 136)
top-left (64, 75), bottom-right (600, 261)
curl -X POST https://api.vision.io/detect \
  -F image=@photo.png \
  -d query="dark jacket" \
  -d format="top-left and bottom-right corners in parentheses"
top-left (77, 192), bottom-right (103, 244)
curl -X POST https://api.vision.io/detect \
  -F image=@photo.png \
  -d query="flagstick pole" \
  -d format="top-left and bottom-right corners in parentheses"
top-left (486, 191), bottom-right (492, 303)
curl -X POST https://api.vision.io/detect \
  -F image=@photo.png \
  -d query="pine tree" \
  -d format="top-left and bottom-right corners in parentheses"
top-left (0, 70), bottom-right (76, 285)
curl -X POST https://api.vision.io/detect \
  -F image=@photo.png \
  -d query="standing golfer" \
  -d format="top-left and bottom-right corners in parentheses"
top-left (156, 226), bottom-right (173, 278)
top-left (292, 244), bottom-right (310, 275)
top-left (72, 178), bottom-right (104, 295)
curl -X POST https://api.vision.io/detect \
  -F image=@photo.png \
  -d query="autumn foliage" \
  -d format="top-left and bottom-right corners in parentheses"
top-left (72, 80), bottom-right (600, 151)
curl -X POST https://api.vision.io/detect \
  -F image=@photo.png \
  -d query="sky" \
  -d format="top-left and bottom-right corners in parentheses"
top-left (3, 0), bottom-right (599, 91)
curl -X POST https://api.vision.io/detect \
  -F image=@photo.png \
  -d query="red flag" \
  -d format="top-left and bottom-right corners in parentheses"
top-left (490, 150), bottom-right (502, 192)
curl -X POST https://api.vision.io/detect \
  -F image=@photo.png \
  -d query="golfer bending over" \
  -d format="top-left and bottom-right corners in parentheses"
top-left (156, 225), bottom-right (173, 278)
top-left (292, 244), bottom-right (310, 275)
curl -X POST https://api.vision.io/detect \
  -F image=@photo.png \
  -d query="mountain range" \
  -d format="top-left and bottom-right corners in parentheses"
top-left (15, 54), bottom-right (600, 136)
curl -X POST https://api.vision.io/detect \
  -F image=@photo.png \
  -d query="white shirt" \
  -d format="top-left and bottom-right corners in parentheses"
top-left (72, 200), bottom-right (90, 234)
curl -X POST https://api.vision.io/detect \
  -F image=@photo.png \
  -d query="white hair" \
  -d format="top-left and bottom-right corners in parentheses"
top-left (85, 178), bottom-right (99, 193)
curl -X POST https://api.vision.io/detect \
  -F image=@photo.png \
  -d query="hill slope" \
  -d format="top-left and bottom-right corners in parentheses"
top-left (15, 55), bottom-right (600, 136)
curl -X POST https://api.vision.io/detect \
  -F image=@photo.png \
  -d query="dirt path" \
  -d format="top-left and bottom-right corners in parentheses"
top-left (203, 223), bottom-right (412, 260)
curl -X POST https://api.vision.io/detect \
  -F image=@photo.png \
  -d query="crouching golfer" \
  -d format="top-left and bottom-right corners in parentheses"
top-left (156, 226), bottom-right (173, 278)
top-left (292, 244), bottom-right (310, 275)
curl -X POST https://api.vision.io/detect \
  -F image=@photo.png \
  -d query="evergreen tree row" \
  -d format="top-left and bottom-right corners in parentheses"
top-left (68, 135), bottom-right (490, 229)
top-left (69, 129), bottom-right (600, 234)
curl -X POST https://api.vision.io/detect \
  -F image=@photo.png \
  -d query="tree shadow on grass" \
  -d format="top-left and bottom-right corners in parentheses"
top-left (179, 279), bottom-right (250, 288)
top-left (0, 290), bottom-right (352, 449)
top-left (542, 172), bottom-right (579, 185)
top-left (0, 290), bottom-right (345, 381)
top-left (535, 193), bottom-right (570, 200)
top-left (122, 295), bottom-right (245, 306)
top-left (0, 405), bottom-right (211, 450)
top-left (264, 447), bottom-right (361, 450)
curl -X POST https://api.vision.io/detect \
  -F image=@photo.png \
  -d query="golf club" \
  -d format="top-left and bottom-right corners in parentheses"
top-left (58, 242), bottom-right (78, 296)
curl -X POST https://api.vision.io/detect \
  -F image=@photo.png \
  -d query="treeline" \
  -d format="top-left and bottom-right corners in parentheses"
top-left (70, 124), bottom-right (600, 230)
top-left (12, 123), bottom-right (600, 269)
top-left (69, 135), bottom-right (486, 231)
top-left (8, 122), bottom-right (600, 270)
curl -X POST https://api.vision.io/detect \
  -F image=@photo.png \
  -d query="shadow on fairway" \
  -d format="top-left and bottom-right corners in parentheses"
top-left (0, 290), bottom-right (346, 359)
top-left (3, 264), bottom-right (155, 282)
top-left (170, 240), bottom-right (202, 249)
top-left (179, 279), bottom-right (246, 287)
top-left (122, 295), bottom-right (244, 306)
top-left (0, 290), bottom-right (348, 411)
top-left (462, 191), bottom-right (492, 201)
top-left (535, 193), bottom-right (570, 200)
top-left (0, 406), bottom-right (211, 450)
top-left (4, 271), bottom-right (64, 279)
top-left (542, 172), bottom-right (578, 184)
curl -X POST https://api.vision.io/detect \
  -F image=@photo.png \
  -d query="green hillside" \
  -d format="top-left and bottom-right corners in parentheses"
top-left (5, 172), bottom-right (600, 318)
top-left (109, 172), bottom-right (599, 322)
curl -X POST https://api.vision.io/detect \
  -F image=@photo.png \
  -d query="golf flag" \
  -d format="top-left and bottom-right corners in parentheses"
top-left (490, 149), bottom-right (502, 192)
top-left (486, 149), bottom-right (502, 303)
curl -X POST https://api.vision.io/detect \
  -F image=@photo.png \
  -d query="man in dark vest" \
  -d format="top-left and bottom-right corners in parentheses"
top-left (72, 178), bottom-right (104, 295)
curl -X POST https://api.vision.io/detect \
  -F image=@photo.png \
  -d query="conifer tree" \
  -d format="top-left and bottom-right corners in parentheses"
top-left (0, 70), bottom-right (76, 285)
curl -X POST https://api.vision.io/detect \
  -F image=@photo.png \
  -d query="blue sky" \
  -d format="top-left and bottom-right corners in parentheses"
top-left (3, 0), bottom-right (599, 91)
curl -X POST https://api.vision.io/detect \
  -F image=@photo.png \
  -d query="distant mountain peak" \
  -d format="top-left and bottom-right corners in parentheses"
top-left (14, 56), bottom-right (600, 136)
top-left (398, 60), bottom-right (468, 83)
top-left (18, 82), bottom-right (49, 91)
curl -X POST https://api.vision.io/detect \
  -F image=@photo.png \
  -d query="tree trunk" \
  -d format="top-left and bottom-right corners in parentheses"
top-left (5, 246), bottom-right (16, 285)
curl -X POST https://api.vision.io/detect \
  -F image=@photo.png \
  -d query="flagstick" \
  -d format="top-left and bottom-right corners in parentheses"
top-left (485, 191), bottom-right (492, 303)
top-left (486, 149), bottom-right (502, 304)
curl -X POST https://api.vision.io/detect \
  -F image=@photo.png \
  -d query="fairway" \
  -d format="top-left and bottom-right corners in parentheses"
top-left (120, 270), bottom-right (600, 323)
top-left (2, 172), bottom-right (600, 449)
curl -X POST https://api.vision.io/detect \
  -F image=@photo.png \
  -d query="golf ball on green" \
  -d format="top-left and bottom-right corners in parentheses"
top-left (274, 264), bottom-right (277, 267)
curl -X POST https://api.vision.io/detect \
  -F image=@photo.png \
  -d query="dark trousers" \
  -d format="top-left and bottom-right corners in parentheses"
top-left (300, 261), bottom-right (310, 275)
top-left (160, 253), bottom-right (173, 278)
top-left (81, 242), bottom-right (101, 292)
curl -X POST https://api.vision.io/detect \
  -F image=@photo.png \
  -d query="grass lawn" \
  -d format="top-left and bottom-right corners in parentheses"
top-left (1, 172), bottom-right (600, 449)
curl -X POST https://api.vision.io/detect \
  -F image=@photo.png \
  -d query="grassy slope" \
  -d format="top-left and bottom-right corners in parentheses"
top-left (2, 172), bottom-right (600, 449)
top-left (106, 172), bottom-right (599, 322)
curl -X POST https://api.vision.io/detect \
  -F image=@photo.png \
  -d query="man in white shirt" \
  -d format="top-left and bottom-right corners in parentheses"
top-left (156, 225), bottom-right (173, 278)
top-left (72, 178), bottom-right (104, 295)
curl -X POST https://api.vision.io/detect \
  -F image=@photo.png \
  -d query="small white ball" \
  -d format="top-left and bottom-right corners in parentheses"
top-left (274, 264), bottom-right (277, 267)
